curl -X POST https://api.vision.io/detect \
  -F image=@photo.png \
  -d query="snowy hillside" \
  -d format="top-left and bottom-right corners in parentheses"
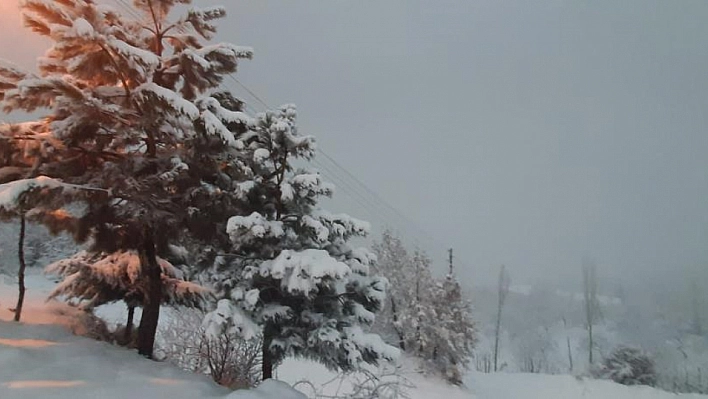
top-left (0, 272), bottom-right (706, 399)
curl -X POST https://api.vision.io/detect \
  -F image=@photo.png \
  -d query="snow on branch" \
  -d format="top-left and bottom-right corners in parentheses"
top-left (227, 212), bottom-right (285, 244)
top-left (289, 172), bottom-right (335, 199)
top-left (46, 250), bottom-right (212, 310)
top-left (137, 82), bottom-right (200, 120)
top-left (201, 109), bottom-right (241, 148)
top-left (313, 211), bottom-right (371, 240)
top-left (186, 6), bottom-right (228, 40)
top-left (0, 60), bottom-right (28, 100)
top-left (203, 298), bottom-right (262, 341)
top-left (0, 176), bottom-right (100, 215)
top-left (105, 36), bottom-right (160, 76)
top-left (261, 249), bottom-right (351, 295)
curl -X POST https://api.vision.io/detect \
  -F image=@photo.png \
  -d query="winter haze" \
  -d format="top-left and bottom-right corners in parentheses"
top-left (1, 0), bottom-right (707, 289)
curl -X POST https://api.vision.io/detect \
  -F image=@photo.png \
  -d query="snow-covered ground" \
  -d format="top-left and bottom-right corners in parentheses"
top-left (0, 270), bottom-right (706, 399)
top-left (0, 272), bottom-right (304, 399)
top-left (276, 357), bottom-right (708, 399)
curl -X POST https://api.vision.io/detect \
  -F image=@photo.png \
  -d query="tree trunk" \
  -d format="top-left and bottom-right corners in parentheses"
top-left (125, 305), bottom-right (135, 344)
top-left (262, 331), bottom-right (273, 380)
top-left (588, 324), bottom-right (593, 365)
top-left (493, 304), bottom-right (502, 372)
top-left (389, 297), bottom-right (406, 351)
top-left (14, 216), bottom-right (26, 322)
top-left (137, 228), bottom-right (162, 358)
top-left (567, 336), bottom-right (573, 372)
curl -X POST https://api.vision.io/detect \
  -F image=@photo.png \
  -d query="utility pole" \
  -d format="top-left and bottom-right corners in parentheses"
top-left (448, 248), bottom-right (454, 275)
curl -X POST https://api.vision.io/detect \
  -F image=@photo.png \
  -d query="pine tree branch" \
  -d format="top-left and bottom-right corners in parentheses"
top-left (146, 0), bottom-right (164, 56)
top-left (96, 43), bottom-right (132, 99)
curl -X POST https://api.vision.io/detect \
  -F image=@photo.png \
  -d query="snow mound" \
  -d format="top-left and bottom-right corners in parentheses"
top-left (0, 272), bottom-right (306, 399)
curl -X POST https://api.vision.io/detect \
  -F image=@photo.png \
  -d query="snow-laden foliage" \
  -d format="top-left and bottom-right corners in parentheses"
top-left (372, 231), bottom-right (476, 384)
top-left (426, 274), bottom-right (478, 383)
top-left (203, 106), bottom-right (397, 377)
top-left (596, 346), bottom-right (657, 387)
top-left (46, 250), bottom-right (210, 310)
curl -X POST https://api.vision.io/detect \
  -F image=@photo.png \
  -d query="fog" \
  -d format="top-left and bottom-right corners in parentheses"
top-left (1, 0), bottom-right (707, 291)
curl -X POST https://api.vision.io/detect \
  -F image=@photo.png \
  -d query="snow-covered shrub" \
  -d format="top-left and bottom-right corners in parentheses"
top-left (292, 366), bottom-right (412, 399)
top-left (597, 346), bottom-right (657, 386)
top-left (157, 308), bottom-right (262, 389)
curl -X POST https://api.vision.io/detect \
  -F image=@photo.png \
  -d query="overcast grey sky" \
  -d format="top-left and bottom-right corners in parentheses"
top-left (1, 1), bottom-right (707, 287)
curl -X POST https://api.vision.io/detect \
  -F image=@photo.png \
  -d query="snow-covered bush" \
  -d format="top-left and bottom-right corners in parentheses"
top-left (292, 366), bottom-right (412, 399)
top-left (597, 346), bottom-right (657, 386)
top-left (157, 308), bottom-right (262, 389)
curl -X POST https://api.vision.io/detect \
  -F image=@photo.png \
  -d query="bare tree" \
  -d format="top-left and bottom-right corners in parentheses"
top-left (157, 309), bottom-right (262, 389)
top-left (493, 264), bottom-right (511, 372)
top-left (292, 366), bottom-right (413, 399)
top-left (562, 316), bottom-right (574, 373)
top-left (582, 259), bottom-right (601, 366)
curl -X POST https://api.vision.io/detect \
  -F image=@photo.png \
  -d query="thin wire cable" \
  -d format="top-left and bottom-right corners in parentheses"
top-left (227, 76), bottom-right (269, 110)
top-left (311, 159), bottom-right (402, 230)
top-left (313, 167), bottom-right (396, 229)
top-left (226, 78), bottom-right (454, 258)
top-left (316, 149), bottom-right (451, 253)
top-left (112, 0), bottom-right (144, 21)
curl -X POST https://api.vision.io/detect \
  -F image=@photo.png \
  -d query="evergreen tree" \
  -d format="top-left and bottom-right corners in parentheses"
top-left (203, 106), bottom-right (398, 380)
top-left (427, 273), bottom-right (477, 384)
top-left (371, 230), bottom-right (413, 350)
top-left (0, 0), bottom-right (252, 357)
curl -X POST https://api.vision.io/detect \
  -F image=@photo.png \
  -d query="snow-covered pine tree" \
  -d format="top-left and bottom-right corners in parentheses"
top-left (203, 105), bottom-right (398, 380)
top-left (371, 230), bottom-right (414, 350)
top-left (0, 0), bottom-right (252, 356)
top-left (170, 90), bottom-right (252, 276)
top-left (372, 233), bottom-right (436, 355)
top-left (427, 272), bottom-right (477, 384)
top-left (409, 249), bottom-right (436, 355)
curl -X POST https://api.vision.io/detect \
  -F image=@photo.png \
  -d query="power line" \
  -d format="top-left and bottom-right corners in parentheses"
top-left (111, 0), bottom-right (144, 21)
top-left (226, 78), bottom-right (456, 262)
top-left (315, 149), bottom-right (447, 246)
top-left (311, 159), bottom-right (403, 231)
top-left (227, 76), bottom-right (270, 110)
